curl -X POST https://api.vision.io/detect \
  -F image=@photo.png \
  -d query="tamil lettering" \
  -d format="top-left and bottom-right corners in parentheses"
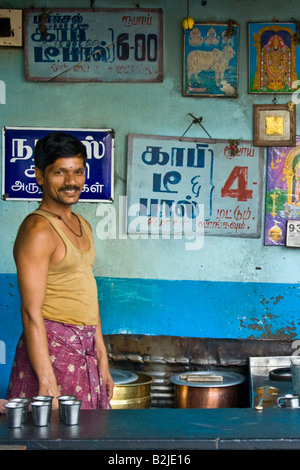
top-left (24, 9), bottom-right (163, 82)
top-left (126, 134), bottom-right (264, 238)
top-left (2, 127), bottom-right (114, 202)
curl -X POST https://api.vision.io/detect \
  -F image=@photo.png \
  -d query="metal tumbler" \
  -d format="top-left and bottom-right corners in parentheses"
top-left (9, 398), bottom-right (30, 424)
top-left (5, 402), bottom-right (25, 428)
top-left (58, 395), bottom-right (77, 420)
top-left (33, 396), bottom-right (53, 422)
top-left (62, 400), bottom-right (81, 425)
top-left (31, 401), bottom-right (51, 426)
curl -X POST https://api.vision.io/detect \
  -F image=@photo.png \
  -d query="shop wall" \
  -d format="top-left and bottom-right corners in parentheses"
top-left (0, 0), bottom-right (299, 396)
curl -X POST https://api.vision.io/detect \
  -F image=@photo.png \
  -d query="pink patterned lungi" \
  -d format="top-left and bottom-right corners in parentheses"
top-left (7, 319), bottom-right (111, 410)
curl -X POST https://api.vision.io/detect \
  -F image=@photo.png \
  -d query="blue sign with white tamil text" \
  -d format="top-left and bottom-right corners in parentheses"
top-left (2, 127), bottom-right (114, 202)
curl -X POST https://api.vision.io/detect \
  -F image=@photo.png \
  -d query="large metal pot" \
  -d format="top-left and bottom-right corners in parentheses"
top-left (111, 372), bottom-right (154, 409)
top-left (170, 371), bottom-right (246, 409)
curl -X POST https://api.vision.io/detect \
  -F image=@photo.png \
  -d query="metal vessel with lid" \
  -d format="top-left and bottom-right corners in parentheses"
top-left (110, 369), bottom-right (154, 409)
top-left (170, 371), bottom-right (246, 408)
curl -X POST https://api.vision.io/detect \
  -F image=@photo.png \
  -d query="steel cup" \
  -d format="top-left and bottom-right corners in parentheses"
top-left (33, 395), bottom-right (53, 403)
top-left (33, 396), bottom-right (53, 422)
top-left (9, 398), bottom-right (30, 424)
top-left (277, 393), bottom-right (300, 408)
top-left (58, 395), bottom-right (77, 421)
top-left (5, 402), bottom-right (24, 428)
top-left (62, 400), bottom-right (81, 426)
top-left (31, 401), bottom-right (51, 426)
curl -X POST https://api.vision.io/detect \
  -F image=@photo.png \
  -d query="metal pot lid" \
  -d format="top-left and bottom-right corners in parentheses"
top-left (269, 367), bottom-right (292, 381)
top-left (169, 371), bottom-right (246, 388)
top-left (110, 369), bottom-right (138, 385)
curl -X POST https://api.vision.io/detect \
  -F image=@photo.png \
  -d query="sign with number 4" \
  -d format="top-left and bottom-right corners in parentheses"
top-left (127, 135), bottom-right (264, 238)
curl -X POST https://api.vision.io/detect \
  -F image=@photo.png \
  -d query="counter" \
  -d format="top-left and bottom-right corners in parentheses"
top-left (1, 407), bottom-right (300, 450)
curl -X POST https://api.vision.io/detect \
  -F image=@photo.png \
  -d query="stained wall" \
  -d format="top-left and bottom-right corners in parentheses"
top-left (0, 0), bottom-right (299, 396)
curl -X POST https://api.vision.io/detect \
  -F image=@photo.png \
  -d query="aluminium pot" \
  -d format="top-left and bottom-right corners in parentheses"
top-left (170, 371), bottom-right (246, 409)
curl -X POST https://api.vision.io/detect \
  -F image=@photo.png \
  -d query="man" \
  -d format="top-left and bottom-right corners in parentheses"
top-left (6, 132), bottom-right (114, 410)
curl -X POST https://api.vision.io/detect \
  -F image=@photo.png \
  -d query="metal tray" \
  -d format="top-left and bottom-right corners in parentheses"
top-left (110, 369), bottom-right (138, 385)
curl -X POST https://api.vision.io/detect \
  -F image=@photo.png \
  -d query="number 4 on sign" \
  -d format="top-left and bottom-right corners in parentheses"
top-left (221, 166), bottom-right (253, 201)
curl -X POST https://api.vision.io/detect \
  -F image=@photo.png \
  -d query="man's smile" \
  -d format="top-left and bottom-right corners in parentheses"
top-left (59, 186), bottom-right (81, 194)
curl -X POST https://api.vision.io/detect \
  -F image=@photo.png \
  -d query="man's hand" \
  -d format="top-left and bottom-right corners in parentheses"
top-left (104, 369), bottom-right (114, 401)
top-left (0, 399), bottom-right (8, 413)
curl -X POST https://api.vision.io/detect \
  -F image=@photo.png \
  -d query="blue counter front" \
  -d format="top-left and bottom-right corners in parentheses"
top-left (1, 407), bottom-right (300, 450)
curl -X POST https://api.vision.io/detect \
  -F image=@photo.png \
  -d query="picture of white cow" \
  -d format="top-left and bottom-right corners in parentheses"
top-left (183, 23), bottom-right (239, 97)
top-left (187, 45), bottom-right (236, 88)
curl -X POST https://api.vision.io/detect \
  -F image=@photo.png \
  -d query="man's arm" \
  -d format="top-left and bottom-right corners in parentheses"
top-left (95, 311), bottom-right (114, 401)
top-left (13, 216), bottom-right (61, 407)
top-left (84, 217), bottom-right (114, 401)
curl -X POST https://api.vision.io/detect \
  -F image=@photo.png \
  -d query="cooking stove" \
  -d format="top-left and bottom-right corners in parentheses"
top-left (249, 356), bottom-right (294, 408)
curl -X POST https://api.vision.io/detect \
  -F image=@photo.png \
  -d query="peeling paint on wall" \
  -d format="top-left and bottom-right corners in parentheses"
top-left (239, 291), bottom-right (298, 340)
top-left (95, 277), bottom-right (300, 341)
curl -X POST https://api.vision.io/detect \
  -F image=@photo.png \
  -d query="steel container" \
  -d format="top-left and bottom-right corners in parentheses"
top-left (111, 372), bottom-right (154, 409)
top-left (170, 371), bottom-right (246, 409)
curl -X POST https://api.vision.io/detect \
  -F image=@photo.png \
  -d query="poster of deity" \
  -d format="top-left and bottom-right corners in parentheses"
top-left (183, 22), bottom-right (239, 97)
top-left (248, 22), bottom-right (300, 94)
top-left (265, 137), bottom-right (300, 245)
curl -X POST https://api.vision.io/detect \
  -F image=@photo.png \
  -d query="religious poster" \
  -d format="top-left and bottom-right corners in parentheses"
top-left (265, 137), bottom-right (300, 245)
top-left (127, 134), bottom-right (264, 239)
top-left (183, 22), bottom-right (239, 97)
top-left (2, 126), bottom-right (114, 202)
top-left (248, 22), bottom-right (300, 94)
top-left (24, 8), bottom-right (163, 82)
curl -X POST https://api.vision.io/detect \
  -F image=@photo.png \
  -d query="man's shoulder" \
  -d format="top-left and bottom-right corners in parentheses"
top-left (16, 212), bottom-right (54, 244)
top-left (14, 213), bottom-right (58, 262)
top-left (21, 211), bottom-right (52, 230)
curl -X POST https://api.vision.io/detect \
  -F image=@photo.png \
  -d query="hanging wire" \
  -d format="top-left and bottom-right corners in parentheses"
top-left (186, 0), bottom-right (190, 16)
top-left (181, 113), bottom-right (214, 140)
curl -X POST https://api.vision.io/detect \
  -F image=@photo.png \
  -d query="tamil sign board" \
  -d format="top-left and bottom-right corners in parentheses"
top-left (24, 8), bottom-right (163, 82)
top-left (126, 134), bottom-right (264, 238)
top-left (2, 126), bottom-right (114, 202)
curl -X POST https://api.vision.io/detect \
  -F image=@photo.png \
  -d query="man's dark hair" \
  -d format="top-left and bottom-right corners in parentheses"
top-left (34, 132), bottom-right (87, 172)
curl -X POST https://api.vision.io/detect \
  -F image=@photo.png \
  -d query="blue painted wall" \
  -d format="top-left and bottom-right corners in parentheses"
top-left (1, 0), bottom-right (300, 397)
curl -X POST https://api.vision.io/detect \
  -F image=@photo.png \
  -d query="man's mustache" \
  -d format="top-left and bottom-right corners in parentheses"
top-left (59, 185), bottom-right (81, 192)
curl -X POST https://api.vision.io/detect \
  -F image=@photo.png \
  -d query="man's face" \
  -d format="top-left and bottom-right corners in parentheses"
top-left (35, 155), bottom-right (86, 206)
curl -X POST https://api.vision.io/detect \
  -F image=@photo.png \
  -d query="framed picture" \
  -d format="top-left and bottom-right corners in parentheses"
top-left (183, 22), bottom-right (239, 98)
top-left (248, 22), bottom-right (300, 94)
top-left (264, 137), bottom-right (300, 245)
top-left (0, 9), bottom-right (22, 46)
top-left (253, 104), bottom-right (296, 147)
